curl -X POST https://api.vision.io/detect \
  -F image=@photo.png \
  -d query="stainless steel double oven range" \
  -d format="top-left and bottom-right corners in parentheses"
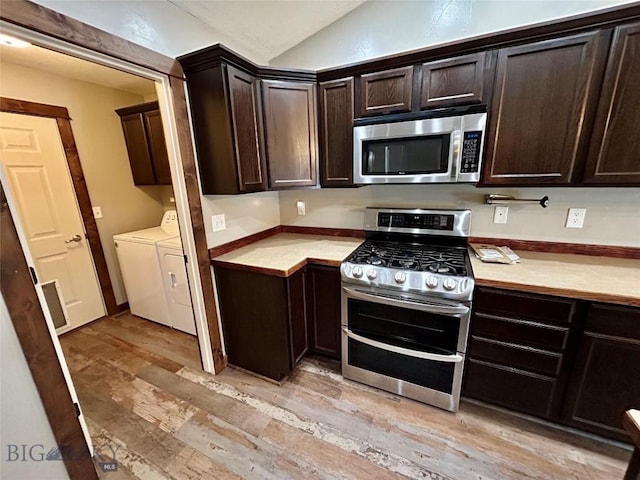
top-left (340, 207), bottom-right (474, 412)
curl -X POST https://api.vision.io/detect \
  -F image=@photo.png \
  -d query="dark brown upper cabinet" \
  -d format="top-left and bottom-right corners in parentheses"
top-left (183, 63), bottom-right (267, 194)
top-left (420, 52), bottom-right (488, 109)
top-left (583, 22), bottom-right (640, 185)
top-left (481, 31), bottom-right (609, 185)
top-left (356, 66), bottom-right (413, 117)
top-left (262, 80), bottom-right (318, 189)
top-left (318, 78), bottom-right (354, 187)
top-left (116, 101), bottom-right (171, 186)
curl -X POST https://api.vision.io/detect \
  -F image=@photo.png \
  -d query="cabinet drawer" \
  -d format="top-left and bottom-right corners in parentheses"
top-left (464, 359), bottom-right (557, 417)
top-left (469, 335), bottom-right (562, 376)
top-left (474, 287), bottom-right (575, 326)
top-left (472, 313), bottom-right (569, 351)
top-left (585, 303), bottom-right (640, 340)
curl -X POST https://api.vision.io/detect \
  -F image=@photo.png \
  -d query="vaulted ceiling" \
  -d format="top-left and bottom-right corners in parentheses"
top-left (32, 0), bottom-right (367, 64)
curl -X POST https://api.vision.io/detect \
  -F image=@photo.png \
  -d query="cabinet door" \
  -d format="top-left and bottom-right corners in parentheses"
top-left (143, 110), bottom-right (172, 185)
top-left (119, 113), bottom-right (156, 185)
top-left (262, 80), bottom-right (318, 189)
top-left (226, 65), bottom-right (267, 192)
top-left (318, 78), bottom-right (354, 187)
top-left (357, 66), bottom-right (413, 117)
top-left (306, 265), bottom-right (341, 359)
top-left (420, 52), bottom-right (486, 109)
top-left (288, 269), bottom-right (308, 366)
top-left (562, 303), bottom-right (640, 442)
top-left (583, 22), bottom-right (640, 185)
top-left (482, 32), bottom-right (608, 185)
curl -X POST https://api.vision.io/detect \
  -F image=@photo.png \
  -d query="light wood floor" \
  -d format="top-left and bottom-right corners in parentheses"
top-left (60, 314), bottom-right (631, 479)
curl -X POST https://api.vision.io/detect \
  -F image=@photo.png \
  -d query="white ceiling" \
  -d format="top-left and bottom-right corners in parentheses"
top-left (0, 44), bottom-right (157, 97)
top-left (31, 0), bottom-right (367, 64)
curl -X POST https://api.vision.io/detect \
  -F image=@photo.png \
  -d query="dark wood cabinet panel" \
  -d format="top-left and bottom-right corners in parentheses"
top-left (288, 269), bottom-right (308, 365)
top-left (318, 78), bottom-right (354, 187)
top-left (306, 265), bottom-right (342, 359)
top-left (419, 52), bottom-right (487, 109)
top-left (143, 109), bottom-right (171, 185)
top-left (184, 64), bottom-right (265, 194)
top-left (472, 313), bottom-right (569, 351)
top-left (583, 22), bottom-right (640, 185)
top-left (464, 358), bottom-right (558, 417)
top-left (562, 303), bottom-right (640, 441)
top-left (116, 101), bottom-right (171, 186)
top-left (262, 80), bottom-right (318, 189)
top-left (214, 267), bottom-right (292, 381)
top-left (356, 66), bottom-right (413, 117)
top-left (226, 66), bottom-right (268, 192)
top-left (482, 31), bottom-right (608, 185)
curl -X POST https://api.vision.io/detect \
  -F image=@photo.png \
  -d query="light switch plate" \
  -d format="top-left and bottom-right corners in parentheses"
top-left (493, 206), bottom-right (508, 224)
top-left (92, 206), bottom-right (103, 219)
top-left (566, 208), bottom-right (586, 228)
top-left (296, 200), bottom-right (306, 216)
top-left (212, 214), bottom-right (226, 232)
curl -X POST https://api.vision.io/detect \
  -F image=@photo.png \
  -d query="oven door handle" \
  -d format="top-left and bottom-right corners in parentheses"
top-left (343, 286), bottom-right (469, 316)
top-left (343, 328), bottom-right (463, 363)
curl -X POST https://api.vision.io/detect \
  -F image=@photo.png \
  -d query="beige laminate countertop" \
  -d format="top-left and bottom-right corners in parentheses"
top-left (470, 250), bottom-right (640, 306)
top-left (211, 233), bottom-right (363, 277)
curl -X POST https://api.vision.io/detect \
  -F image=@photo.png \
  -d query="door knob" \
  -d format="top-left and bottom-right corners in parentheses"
top-left (65, 234), bottom-right (82, 243)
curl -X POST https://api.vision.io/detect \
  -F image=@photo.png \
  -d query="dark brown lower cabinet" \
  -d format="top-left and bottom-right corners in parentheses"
top-left (464, 288), bottom-right (640, 443)
top-left (214, 266), bottom-right (307, 381)
top-left (306, 265), bottom-right (342, 360)
top-left (561, 303), bottom-right (640, 442)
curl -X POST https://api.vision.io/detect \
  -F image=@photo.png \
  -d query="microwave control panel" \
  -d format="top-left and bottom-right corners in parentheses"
top-left (460, 131), bottom-right (482, 173)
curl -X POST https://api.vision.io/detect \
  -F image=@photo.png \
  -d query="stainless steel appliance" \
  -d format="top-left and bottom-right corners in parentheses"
top-left (353, 107), bottom-right (487, 184)
top-left (340, 207), bottom-right (474, 412)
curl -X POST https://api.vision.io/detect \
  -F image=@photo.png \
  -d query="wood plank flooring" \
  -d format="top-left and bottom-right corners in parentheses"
top-left (60, 314), bottom-right (631, 479)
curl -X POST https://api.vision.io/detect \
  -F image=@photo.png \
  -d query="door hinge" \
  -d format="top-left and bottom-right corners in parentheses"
top-left (74, 402), bottom-right (81, 417)
top-left (29, 266), bottom-right (38, 285)
top-left (184, 254), bottom-right (188, 265)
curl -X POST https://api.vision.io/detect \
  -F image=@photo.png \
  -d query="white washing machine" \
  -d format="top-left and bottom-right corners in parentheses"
top-left (156, 236), bottom-right (197, 336)
top-left (113, 210), bottom-right (179, 326)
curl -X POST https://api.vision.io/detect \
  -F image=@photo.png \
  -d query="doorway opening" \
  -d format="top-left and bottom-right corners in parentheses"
top-left (0, 31), bottom-right (209, 461)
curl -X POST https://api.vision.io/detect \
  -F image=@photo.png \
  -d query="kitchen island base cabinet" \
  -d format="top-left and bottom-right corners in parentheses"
top-left (214, 267), bottom-right (307, 381)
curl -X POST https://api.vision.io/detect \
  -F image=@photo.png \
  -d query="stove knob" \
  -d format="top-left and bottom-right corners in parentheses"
top-left (367, 269), bottom-right (378, 280)
top-left (394, 271), bottom-right (406, 284)
top-left (352, 266), bottom-right (363, 278)
top-left (443, 278), bottom-right (457, 291)
top-left (425, 276), bottom-right (439, 289)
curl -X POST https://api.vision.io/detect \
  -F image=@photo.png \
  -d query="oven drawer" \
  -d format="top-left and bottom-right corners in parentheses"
top-left (463, 358), bottom-right (559, 418)
top-left (468, 335), bottom-right (563, 376)
top-left (472, 313), bottom-right (569, 352)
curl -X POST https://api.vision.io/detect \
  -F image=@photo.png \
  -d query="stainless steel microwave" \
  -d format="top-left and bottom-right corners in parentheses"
top-left (353, 109), bottom-right (487, 184)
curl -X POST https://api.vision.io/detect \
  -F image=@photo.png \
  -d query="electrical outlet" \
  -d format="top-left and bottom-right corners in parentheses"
top-left (566, 208), bottom-right (586, 228)
top-left (493, 206), bottom-right (508, 224)
top-left (296, 200), bottom-right (306, 216)
top-left (212, 214), bottom-right (226, 232)
top-left (92, 206), bottom-right (103, 219)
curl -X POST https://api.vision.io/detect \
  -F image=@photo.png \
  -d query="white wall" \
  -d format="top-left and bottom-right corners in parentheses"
top-left (0, 297), bottom-right (70, 480)
top-left (0, 61), bottom-right (166, 305)
top-left (201, 191), bottom-right (281, 248)
top-left (271, 0), bottom-right (636, 69)
top-left (279, 185), bottom-right (640, 247)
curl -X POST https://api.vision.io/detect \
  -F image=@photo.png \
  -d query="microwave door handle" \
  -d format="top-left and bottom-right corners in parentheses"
top-left (343, 328), bottom-right (463, 363)
top-left (451, 130), bottom-right (462, 181)
top-left (343, 286), bottom-right (470, 316)
top-left (367, 151), bottom-right (375, 173)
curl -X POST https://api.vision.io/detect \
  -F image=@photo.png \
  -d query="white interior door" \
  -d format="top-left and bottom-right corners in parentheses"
top-left (0, 112), bottom-right (105, 328)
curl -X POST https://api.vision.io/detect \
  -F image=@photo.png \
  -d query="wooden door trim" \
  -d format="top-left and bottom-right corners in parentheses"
top-left (0, 189), bottom-right (99, 480)
top-left (0, 97), bottom-right (118, 316)
top-left (0, 1), bottom-right (225, 371)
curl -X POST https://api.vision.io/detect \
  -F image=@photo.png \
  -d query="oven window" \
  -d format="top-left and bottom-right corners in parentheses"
top-left (347, 298), bottom-right (461, 353)
top-left (348, 339), bottom-right (456, 393)
top-left (362, 134), bottom-right (450, 175)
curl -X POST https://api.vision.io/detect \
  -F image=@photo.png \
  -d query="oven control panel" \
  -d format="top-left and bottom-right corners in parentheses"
top-left (377, 212), bottom-right (454, 231)
top-left (340, 262), bottom-right (474, 302)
